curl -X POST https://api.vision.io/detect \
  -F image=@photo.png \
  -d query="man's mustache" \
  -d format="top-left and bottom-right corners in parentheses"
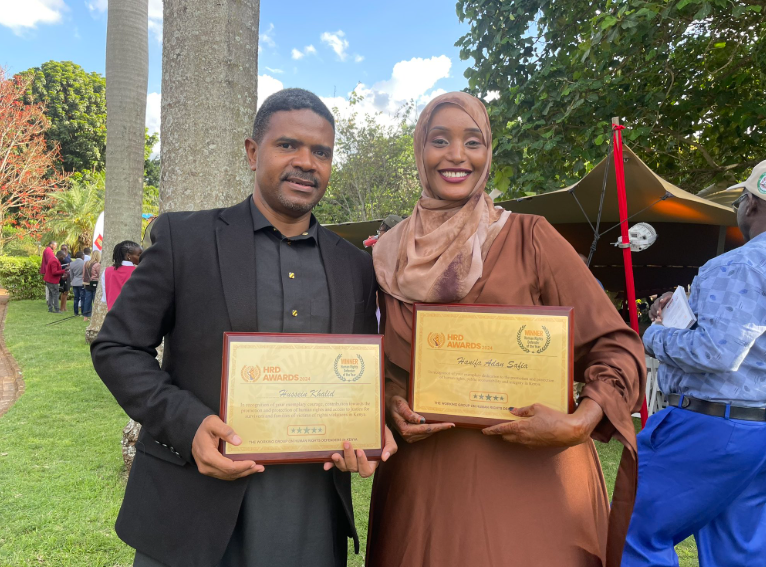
top-left (281, 170), bottom-right (318, 187)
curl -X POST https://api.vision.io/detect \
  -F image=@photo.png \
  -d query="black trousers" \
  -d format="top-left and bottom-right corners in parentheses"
top-left (132, 464), bottom-right (348, 567)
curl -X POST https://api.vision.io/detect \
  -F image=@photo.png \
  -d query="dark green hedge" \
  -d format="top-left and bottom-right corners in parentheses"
top-left (0, 256), bottom-right (45, 300)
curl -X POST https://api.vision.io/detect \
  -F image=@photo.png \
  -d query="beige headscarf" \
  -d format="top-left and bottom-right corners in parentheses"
top-left (373, 92), bottom-right (511, 303)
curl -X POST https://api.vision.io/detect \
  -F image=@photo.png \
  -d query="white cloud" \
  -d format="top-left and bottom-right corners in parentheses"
top-left (145, 91), bottom-right (161, 158)
top-left (419, 88), bottom-right (447, 105)
top-left (320, 55), bottom-right (453, 129)
top-left (147, 19), bottom-right (162, 43)
top-left (321, 30), bottom-right (349, 61)
top-left (375, 55), bottom-right (452, 103)
top-left (258, 74), bottom-right (284, 108)
top-left (148, 0), bottom-right (162, 43)
top-left (261, 23), bottom-right (275, 48)
top-left (265, 67), bottom-right (284, 74)
top-left (148, 0), bottom-right (162, 20)
top-left (87, 0), bottom-right (108, 13)
top-left (0, 0), bottom-right (66, 34)
top-left (483, 90), bottom-right (500, 102)
top-left (354, 54), bottom-right (364, 63)
top-left (291, 45), bottom-right (316, 60)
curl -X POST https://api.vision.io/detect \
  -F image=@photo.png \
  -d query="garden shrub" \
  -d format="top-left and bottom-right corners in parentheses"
top-left (0, 256), bottom-right (45, 300)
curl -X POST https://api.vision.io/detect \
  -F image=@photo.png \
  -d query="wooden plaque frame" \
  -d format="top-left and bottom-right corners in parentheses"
top-left (409, 303), bottom-right (574, 429)
top-left (220, 332), bottom-right (385, 464)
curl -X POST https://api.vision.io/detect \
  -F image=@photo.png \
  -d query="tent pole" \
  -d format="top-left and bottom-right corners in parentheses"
top-left (716, 225), bottom-right (727, 256)
top-left (612, 118), bottom-right (648, 427)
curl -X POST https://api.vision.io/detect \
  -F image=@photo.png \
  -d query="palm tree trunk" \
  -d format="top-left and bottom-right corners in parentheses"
top-left (160, 0), bottom-right (259, 212)
top-left (86, 0), bottom-right (148, 343)
top-left (117, 0), bottom-right (259, 470)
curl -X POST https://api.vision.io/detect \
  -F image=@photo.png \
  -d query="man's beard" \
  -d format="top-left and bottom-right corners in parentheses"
top-left (275, 188), bottom-right (320, 215)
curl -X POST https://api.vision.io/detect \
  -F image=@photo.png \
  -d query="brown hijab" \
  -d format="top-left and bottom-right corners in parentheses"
top-left (373, 92), bottom-right (510, 303)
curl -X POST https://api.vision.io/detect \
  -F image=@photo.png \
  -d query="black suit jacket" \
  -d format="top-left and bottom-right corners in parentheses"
top-left (91, 197), bottom-right (378, 567)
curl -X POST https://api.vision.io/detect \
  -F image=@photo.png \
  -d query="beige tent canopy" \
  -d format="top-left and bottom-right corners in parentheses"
top-left (498, 145), bottom-right (737, 226)
top-left (324, 145), bottom-right (743, 296)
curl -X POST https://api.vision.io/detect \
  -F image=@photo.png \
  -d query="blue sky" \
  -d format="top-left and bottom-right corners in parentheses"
top-left (0, 0), bottom-right (473, 140)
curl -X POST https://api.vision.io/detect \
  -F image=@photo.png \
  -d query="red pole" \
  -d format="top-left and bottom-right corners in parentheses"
top-left (612, 119), bottom-right (648, 427)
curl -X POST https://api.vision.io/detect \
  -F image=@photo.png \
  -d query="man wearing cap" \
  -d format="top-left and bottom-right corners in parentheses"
top-left (363, 214), bottom-right (404, 248)
top-left (379, 214), bottom-right (403, 235)
top-left (622, 161), bottom-right (766, 566)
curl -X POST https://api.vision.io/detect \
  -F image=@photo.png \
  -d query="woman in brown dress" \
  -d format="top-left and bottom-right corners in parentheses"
top-left (367, 92), bottom-right (646, 567)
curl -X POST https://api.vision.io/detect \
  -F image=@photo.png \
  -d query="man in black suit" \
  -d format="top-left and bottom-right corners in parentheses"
top-left (92, 88), bottom-right (395, 567)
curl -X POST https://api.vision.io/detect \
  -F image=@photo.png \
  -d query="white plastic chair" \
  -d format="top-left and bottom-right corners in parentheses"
top-left (645, 356), bottom-right (666, 416)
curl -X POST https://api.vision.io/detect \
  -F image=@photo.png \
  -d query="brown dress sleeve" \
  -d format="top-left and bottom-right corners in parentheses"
top-left (532, 217), bottom-right (646, 567)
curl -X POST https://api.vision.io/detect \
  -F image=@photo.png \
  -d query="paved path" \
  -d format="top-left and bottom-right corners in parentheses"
top-left (0, 292), bottom-right (24, 418)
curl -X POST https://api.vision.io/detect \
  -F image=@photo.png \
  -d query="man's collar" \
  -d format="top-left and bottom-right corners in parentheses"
top-left (249, 197), bottom-right (318, 241)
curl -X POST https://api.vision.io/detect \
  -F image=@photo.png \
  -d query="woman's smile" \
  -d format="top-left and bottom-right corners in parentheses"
top-left (438, 168), bottom-right (472, 183)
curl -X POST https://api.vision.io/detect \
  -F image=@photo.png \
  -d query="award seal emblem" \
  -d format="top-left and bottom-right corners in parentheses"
top-left (241, 365), bottom-right (261, 383)
top-left (427, 332), bottom-right (446, 349)
top-left (516, 325), bottom-right (551, 354)
top-left (334, 354), bottom-right (365, 382)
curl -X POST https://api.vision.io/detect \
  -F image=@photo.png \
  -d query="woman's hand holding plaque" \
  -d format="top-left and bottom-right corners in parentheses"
top-left (482, 398), bottom-right (605, 447)
top-left (387, 395), bottom-right (454, 443)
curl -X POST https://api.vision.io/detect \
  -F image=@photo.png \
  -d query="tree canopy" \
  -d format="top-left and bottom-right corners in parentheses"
top-left (18, 61), bottom-right (107, 173)
top-left (314, 96), bottom-right (421, 224)
top-left (0, 68), bottom-right (67, 250)
top-left (456, 0), bottom-right (766, 196)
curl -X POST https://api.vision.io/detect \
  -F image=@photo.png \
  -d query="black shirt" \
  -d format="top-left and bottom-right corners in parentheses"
top-left (215, 199), bottom-right (344, 567)
top-left (250, 199), bottom-right (331, 334)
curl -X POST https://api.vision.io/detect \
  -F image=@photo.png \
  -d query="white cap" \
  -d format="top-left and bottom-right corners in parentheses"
top-left (727, 160), bottom-right (766, 200)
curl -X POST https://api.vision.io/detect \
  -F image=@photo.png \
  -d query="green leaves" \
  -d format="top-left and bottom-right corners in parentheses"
top-left (600, 15), bottom-right (619, 29)
top-left (18, 61), bottom-right (107, 173)
top-left (45, 174), bottom-right (104, 250)
top-left (0, 256), bottom-right (45, 300)
top-left (458, 0), bottom-right (766, 198)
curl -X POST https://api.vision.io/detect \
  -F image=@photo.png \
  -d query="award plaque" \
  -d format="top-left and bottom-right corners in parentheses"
top-left (219, 333), bottom-right (385, 463)
top-left (410, 304), bottom-right (574, 428)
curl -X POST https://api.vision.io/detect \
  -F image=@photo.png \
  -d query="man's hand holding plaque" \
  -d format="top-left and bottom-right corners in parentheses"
top-left (322, 427), bottom-right (397, 478)
top-left (192, 415), bottom-right (265, 480)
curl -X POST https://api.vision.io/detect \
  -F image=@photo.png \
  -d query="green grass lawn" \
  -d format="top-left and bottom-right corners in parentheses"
top-left (0, 300), bottom-right (698, 566)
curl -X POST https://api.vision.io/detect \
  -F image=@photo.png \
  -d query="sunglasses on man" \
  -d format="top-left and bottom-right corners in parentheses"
top-left (732, 192), bottom-right (749, 209)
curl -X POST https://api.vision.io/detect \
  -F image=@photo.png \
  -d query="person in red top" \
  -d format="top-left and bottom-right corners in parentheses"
top-left (101, 240), bottom-right (143, 310)
top-left (44, 250), bottom-right (66, 313)
top-left (40, 240), bottom-right (57, 304)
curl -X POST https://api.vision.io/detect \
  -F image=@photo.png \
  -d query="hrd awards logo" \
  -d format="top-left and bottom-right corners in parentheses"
top-left (334, 354), bottom-right (365, 382)
top-left (241, 365), bottom-right (261, 383)
top-left (241, 364), bottom-right (310, 382)
top-left (427, 332), bottom-right (446, 348)
top-left (516, 325), bottom-right (551, 354)
top-left (428, 332), bottom-right (483, 350)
